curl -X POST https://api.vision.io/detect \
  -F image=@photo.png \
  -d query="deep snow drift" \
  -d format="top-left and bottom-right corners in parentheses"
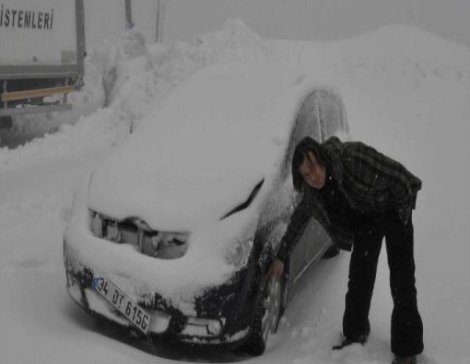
top-left (1, 20), bottom-right (469, 364)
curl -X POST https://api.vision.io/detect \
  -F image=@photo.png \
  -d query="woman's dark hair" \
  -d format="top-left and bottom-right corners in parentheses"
top-left (292, 137), bottom-right (327, 192)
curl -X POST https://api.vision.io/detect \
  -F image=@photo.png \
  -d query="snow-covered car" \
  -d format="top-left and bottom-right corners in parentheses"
top-left (63, 63), bottom-right (349, 355)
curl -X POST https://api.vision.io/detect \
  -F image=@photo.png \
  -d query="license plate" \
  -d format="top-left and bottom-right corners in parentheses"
top-left (92, 275), bottom-right (151, 334)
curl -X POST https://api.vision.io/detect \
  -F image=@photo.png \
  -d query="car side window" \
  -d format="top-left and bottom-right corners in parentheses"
top-left (293, 90), bottom-right (323, 143)
top-left (281, 89), bottom-right (323, 179)
top-left (319, 89), bottom-right (348, 137)
top-left (281, 88), bottom-right (348, 181)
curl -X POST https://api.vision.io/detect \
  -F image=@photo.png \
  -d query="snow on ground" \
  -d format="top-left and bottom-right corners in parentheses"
top-left (1, 20), bottom-right (469, 364)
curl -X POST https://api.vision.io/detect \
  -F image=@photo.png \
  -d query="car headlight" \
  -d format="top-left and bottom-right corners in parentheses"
top-left (89, 211), bottom-right (190, 259)
top-left (143, 231), bottom-right (189, 259)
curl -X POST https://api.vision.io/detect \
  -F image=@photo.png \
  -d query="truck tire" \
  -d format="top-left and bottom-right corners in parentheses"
top-left (0, 116), bottom-right (12, 129)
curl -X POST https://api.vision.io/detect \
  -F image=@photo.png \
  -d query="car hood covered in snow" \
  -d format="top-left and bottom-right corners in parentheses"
top-left (87, 63), bottom-right (322, 231)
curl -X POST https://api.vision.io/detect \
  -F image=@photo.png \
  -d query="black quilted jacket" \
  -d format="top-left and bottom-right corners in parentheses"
top-left (277, 137), bottom-right (422, 260)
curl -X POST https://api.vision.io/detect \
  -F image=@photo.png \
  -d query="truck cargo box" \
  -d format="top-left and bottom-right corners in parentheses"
top-left (0, 0), bottom-right (85, 120)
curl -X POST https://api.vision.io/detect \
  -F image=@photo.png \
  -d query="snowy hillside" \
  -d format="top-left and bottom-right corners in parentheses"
top-left (1, 21), bottom-right (469, 364)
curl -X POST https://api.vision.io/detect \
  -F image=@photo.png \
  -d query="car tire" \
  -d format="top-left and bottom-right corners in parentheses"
top-left (242, 275), bottom-right (283, 356)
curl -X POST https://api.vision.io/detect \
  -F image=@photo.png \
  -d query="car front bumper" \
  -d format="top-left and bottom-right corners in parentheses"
top-left (63, 236), bottom-right (259, 347)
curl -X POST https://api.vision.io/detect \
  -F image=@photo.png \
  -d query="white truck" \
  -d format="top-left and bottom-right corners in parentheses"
top-left (0, 0), bottom-right (85, 128)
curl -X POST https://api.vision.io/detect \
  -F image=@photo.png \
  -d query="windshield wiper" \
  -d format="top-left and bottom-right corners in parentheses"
top-left (221, 179), bottom-right (264, 220)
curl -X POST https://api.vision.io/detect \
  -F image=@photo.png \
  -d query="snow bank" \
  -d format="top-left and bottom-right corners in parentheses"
top-left (0, 18), bottom-right (280, 170)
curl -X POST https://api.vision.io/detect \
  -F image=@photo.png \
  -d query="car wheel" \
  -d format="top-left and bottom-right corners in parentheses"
top-left (243, 275), bottom-right (283, 356)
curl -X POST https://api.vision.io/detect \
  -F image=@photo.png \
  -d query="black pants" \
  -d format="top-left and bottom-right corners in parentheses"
top-left (343, 213), bottom-right (424, 356)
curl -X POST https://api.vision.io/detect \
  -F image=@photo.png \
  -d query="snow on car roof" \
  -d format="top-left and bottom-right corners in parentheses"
top-left (88, 62), bottom-right (322, 230)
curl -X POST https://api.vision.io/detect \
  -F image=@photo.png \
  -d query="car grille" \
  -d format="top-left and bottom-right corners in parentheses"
top-left (89, 211), bottom-right (189, 259)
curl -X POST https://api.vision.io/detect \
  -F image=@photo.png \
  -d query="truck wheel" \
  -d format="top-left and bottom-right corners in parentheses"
top-left (243, 276), bottom-right (283, 356)
top-left (0, 116), bottom-right (12, 129)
